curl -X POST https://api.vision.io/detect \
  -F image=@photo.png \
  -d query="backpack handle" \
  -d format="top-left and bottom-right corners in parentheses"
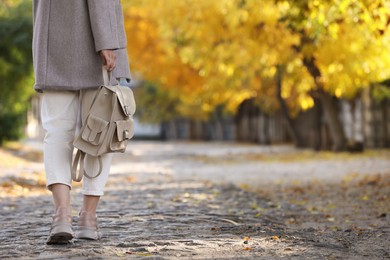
top-left (102, 67), bottom-right (112, 86)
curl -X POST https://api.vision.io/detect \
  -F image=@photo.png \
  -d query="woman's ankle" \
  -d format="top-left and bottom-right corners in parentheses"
top-left (78, 211), bottom-right (98, 227)
top-left (55, 206), bottom-right (72, 215)
top-left (79, 210), bottom-right (96, 216)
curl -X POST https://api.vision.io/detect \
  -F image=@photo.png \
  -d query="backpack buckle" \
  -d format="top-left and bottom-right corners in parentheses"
top-left (124, 106), bottom-right (130, 116)
top-left (124, 130), bottom-right (130, 140)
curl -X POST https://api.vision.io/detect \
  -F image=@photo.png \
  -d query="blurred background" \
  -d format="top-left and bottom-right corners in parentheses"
top-left (1, 0), bottom-right (390, 151)
top-left (1, 2), bottom-right (390, 257)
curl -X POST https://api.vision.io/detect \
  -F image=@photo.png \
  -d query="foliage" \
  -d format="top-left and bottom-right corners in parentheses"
top-left (123, 0), bottom-right (390, 123)
top-left (284, 0), bottom-right (390, 98)
top-left (372, 82), bottom-right (390, 102)
top-left (134, 81), bottom-right (182, 123)
top-left (0, 0), bottom-right (34, 144)
top-left (123, 4), bottom-right (208, 120)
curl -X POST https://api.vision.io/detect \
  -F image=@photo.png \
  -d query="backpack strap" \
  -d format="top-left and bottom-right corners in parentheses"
top-left (83, 155), bottom-right (103, 179)
top-left (72, 150), bottom-right (85, 182)
top-left (71, 149), bottom-right (103, 182)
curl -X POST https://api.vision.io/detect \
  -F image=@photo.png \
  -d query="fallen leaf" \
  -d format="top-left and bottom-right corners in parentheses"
top-left (115, 252), bottom-right (126, 257)
top-left (327, 217), bottom-right (335, 222)
top-left (135, 252), bottom-right (153, 257)
top-left (286, 218), bottom-right (297, 225)
top-left (126, 176), bottom-right (137, 182)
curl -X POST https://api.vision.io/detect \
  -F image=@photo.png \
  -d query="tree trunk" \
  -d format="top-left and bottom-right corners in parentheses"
top-left (275, 65), bottom-right (305, 147)
top-left (251, 108), bottom-right (260, 143)
top-left (262, 113), bottom-right (271, 145)
top-left (348, 99), bottom-right (364, 152)
top-left (235, 100), bottom-right (250, 141)
top-left (382, 100), bottom-right (389, 147)
top-left (189, 120), bottom-right (203, 140)
top-left (214, 106), bottom-right (224, 140)
top-left (160, 122), bottom-right (168, 140)
top-left (168, 119), bottom-right (178, 140)
top-left (303, 57), bottom-right (347, 151)
top-left (314, 90), bottom-right (347, 151)
top-left (293, 98), bottom-right (323, 150)
top-left (311, 97), bottom-right (322, 150)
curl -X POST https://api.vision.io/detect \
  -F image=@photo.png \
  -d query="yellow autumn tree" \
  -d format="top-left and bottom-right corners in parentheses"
top-left (281, 0), bottom-right (390, 150)
top-left (123, 0), bottom-right (390, 149)
top-left (124, 0), bottom-right (300, 116)
top-left (122, 2), bottom-right (208, 121)
top-left (156, 0), bottom-right (302, 113)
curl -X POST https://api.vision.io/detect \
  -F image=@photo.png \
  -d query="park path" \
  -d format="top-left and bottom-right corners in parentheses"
top-left (0, 140), bottom-right (389, 259)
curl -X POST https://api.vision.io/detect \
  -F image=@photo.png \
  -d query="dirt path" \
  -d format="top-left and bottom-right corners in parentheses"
top-left (0, 141), bottom-right (389, 259)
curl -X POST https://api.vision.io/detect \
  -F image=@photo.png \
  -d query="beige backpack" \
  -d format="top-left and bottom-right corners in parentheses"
top-left (72, 68), bottom-right (136, 182)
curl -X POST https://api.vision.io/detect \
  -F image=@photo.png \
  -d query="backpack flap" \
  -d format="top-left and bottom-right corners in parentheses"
top-left (116, 120), bottom-right (134, 141)
top-left (106, 85), bottom-right (136, 117)
top-left (117, 86), bottom-right (136, 116)
top-left (81, 115), bottom-right (109, 145)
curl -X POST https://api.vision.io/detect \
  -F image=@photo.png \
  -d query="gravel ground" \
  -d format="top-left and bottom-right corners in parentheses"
top-left (0, 140), bottom-right (389, 259)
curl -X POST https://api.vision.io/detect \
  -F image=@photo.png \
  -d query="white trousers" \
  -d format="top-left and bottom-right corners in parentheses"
top-left (41, 91), bottom-right (113, 196)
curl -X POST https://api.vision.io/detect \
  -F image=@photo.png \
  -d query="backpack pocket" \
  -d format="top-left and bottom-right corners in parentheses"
top-left (110, 119), bottom-right (134, 152)
top-left (81, 115), bottom-right (109, 146)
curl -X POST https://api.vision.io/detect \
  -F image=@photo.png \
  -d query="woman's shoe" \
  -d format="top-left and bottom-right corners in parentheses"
top-left (46, 207), bottom-right (74, 244)
top-left (76, 211), bottom-right (101, 240)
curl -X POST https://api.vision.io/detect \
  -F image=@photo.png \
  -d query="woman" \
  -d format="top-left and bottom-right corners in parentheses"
top-left (32, 0), bottom-right (131, 244)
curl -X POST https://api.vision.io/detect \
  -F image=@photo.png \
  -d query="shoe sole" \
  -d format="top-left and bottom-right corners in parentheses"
top-left (76, 229), bottom-right (101, 240)
top-left (46, 232), bottom-right (73, 245)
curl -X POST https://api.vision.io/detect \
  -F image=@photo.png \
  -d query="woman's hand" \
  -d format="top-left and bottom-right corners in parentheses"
top-left (100, 50), bottom-right (117, 71)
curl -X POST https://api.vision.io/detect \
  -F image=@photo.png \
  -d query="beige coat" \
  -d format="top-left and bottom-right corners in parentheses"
top-left (32, 0), bottom-right (131, 92)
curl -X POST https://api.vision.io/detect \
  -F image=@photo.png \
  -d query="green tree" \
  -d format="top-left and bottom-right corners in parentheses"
top-left (0, 0), bottom-right (34, 144)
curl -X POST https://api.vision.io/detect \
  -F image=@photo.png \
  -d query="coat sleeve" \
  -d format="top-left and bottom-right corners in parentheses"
top-left (87, 0), bottom-right (121, 52)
